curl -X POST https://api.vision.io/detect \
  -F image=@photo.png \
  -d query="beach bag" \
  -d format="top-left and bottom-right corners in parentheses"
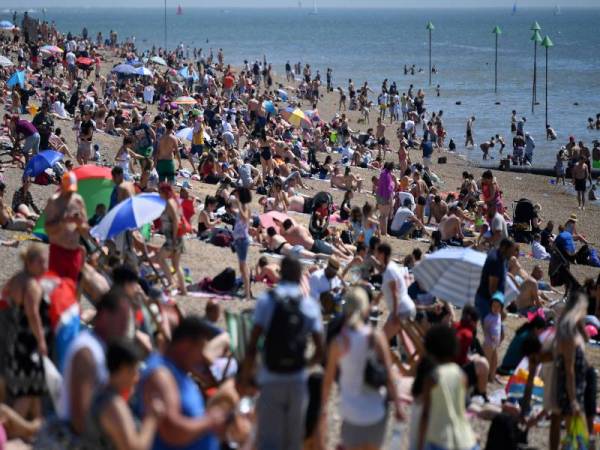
top-left (363, 330), bottom-right (387, 390)
top-left (210, 268), bottom-right (236, 293)
top-left (485, 413), bottom-right (528, 450)
top-left (560, 414), bottom-right (589, 450)
top-left (210, 229), bottom-right (233, 248)
top-left (263, 290), bottom-right (307, 373)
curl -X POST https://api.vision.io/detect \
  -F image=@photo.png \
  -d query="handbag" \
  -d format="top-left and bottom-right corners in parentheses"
top-left (363, 330), bottom-right (387, 390)
top-left (560, 414), bottom-right (589, 450)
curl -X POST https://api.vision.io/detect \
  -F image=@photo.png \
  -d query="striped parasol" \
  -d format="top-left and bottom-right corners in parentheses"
top-left (412, 247), bottom-right (518, 307)
top-left (173, 96), bottom-right (197, 105)
top-left (40, 45), bottom-right (63, 54)
top-left (280, 106), bottom-right (312, 129)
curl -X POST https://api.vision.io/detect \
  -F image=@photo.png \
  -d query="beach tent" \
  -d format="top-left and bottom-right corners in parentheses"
top-left (33, 165), bottom-right (114, 240)
top-left (24, 150), bottom-right (63, 178)
top-left (7, 70), bottom-right (25, 88)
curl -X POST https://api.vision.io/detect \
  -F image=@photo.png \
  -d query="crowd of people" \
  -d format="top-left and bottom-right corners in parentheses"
top-left (0, 15), bottom-right (599, 450)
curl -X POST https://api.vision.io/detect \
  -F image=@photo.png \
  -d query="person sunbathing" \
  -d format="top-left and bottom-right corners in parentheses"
top-left (261, 226), bottom-right (327, 260)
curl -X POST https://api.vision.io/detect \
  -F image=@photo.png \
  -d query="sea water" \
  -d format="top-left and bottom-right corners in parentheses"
top-left (7, 7), bottom-right (600, 167)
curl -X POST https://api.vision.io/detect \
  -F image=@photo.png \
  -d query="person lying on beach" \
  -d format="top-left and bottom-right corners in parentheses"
top-left (253, 256), bottom-right (281, 285)
top-left (279, 218), bottom-right (350, 261)
top-left (260, 226), bottom-right (327, 260)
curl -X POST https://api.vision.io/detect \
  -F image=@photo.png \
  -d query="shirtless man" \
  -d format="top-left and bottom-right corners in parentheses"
top-left (410, 171), bottom-right (428, 200)
top-left (110, 166), bottom-right (136, 209)
top-left (280, 218), bottom-right (348, 260)
top-left (375, 117), bottom-right (386, 152)
top-left (428, 195), bottom-right (448, 224)
top-left (572, 156), bottom-right (589, 209)
top-left (438, 206), bottom-right (464, 245)
top-left (254, 256), bottom-right (281, 285)
top-left (155, 120), bottom-right (182, 183)
top-left (44, 172), bottom-right (108, 301)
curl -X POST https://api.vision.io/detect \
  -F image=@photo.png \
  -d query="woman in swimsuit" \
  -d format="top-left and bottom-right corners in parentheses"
top-left (339, 190), bottom-right (353, 221)
top-left (197, 196), bottom-right (220, 238)
top-left (258, 132), bottom-right (274, 178)
top-left (263, 226), bottom-right (326, 260)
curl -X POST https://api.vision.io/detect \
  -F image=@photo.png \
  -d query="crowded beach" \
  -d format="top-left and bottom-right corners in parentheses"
top-left (0, 12), bottom-right (599, 450)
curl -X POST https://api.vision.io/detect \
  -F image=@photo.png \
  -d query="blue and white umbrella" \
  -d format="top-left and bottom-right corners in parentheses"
top-left (111, 63), bottom-right (137, 75)
top-left (412, 247), bottom-right (518, 307)
top-left (0, 20), bottom-right (14, 30)
top-left (91, 193), bottom-right (166, 241)
top-left (134, 66), bottom-right (153, 77)
top-left (24, 150), bottom-right (63, 177)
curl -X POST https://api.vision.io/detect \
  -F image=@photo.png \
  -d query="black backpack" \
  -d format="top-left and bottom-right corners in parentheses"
top-left (263, 291), bottom-right (308, 373)
top-left (210, 268), bottom-right (236, 293)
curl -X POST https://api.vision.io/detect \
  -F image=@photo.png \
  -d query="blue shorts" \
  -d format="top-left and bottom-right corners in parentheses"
top-left (191, 144), bottom-right (204, 155)
top-left (233, 238), bottom-right (250, 262)
top-left (475, 294), bottom-right (490, 320)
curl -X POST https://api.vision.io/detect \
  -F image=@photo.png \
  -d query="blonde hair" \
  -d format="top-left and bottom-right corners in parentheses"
top-left (343, 287), bottom-right (369, 329)
top-left (19, 242), bottom-right (46, 266)
top-left (556, 293), bottom-right (588, 341)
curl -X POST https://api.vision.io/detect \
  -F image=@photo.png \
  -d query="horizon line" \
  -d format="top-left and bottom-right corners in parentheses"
top-left (4, 5), bottom-right (600, 10)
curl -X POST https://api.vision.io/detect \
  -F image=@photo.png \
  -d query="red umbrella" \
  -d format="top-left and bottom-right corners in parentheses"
top-left (76, 56), bottom-right (94, 67)
top-left (72, 164), bottom-right (112, 180)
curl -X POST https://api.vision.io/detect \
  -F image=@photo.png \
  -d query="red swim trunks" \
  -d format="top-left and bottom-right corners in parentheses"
top-left (49, 244), bottom-right (84, 283)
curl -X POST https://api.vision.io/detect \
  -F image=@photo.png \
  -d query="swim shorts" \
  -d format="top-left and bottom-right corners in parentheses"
top-left (157, 159), bottom-right (176, 183)
top-left (49, 244), bottom-right (84, 283)
top-left (575, 178), bottom-right (587, 192)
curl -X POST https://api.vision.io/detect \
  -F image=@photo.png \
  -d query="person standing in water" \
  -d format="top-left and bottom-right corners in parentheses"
top-left (465, 116), bottom-right (475, 148)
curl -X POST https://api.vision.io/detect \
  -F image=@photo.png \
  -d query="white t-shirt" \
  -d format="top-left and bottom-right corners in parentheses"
top-left (382, 262), bottom-right (416, 318)
top-left (390, 207), bottom-right (415, 232)
top-left (308, 269), bottom-right (342, 302)
top-left (397, 191), bottom-right (415, 209)
top-left (491, 212), bottom-right (508, 242)
top-left (66, 51), bottom-right (76, 66)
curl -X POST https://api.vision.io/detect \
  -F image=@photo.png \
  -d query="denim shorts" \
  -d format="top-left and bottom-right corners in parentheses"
top-left (233, 238), bottom-right (250, 262)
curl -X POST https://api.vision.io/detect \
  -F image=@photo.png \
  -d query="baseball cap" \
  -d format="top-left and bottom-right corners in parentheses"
top-left (61, 171), bottom-right (78, 193)
top-left (491, 291), bottom-right (505, 306)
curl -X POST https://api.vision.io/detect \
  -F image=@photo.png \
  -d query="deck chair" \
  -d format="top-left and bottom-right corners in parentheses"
top-left (225, 308), bottom-right (255, 363)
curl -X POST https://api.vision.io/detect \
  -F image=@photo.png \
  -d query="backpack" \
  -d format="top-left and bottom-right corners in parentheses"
top-left (210, 268), bottom-right (236, 293)
top-left (485, 413), bottom-right (528, 450)
top-left (263, 290), bottom-right (308, 373)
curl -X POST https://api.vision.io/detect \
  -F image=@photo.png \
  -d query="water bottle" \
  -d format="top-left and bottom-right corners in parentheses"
top-left (388, 423), bottom-right (403, 448)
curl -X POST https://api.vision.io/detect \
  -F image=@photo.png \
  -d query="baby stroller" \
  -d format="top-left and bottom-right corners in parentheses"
top-left (309, 191), bottom-right (334, 240)
top-left (511, 198), bottom-right (536, 243)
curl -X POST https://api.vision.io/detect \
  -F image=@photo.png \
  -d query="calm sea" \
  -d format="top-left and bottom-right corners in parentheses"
top-left (6, 7), bottom-right (600, 167)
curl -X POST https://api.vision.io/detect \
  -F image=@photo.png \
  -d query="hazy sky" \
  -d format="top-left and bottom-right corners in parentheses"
top-left (3, 0), bottom-right (599, 8)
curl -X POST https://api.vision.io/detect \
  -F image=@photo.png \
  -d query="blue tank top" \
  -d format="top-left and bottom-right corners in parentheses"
top-left (140, 354), bottom-right (219, 450)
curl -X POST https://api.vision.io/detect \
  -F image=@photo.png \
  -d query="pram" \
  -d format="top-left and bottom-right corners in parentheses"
top-left (309, 191), bottom-right (334, 240)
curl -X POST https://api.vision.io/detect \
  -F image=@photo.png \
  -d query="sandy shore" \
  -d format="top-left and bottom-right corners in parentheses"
top-left (0, 49), bottom-right (599, 448)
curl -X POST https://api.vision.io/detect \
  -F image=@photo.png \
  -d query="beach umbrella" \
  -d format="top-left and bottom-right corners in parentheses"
top-left (426, 21), bottom-right (435, 86)
top-left (76, 56), bottom-right (94, 67)
top-left (412, 247), bottom-right (519, 307)
top-left (492, 25), bottom-right (502, 94)
top-left (23, 150), bottom-right (63, 178)
top-left (175, 126), bottom-right (211, 143)
top-left (277, 89), bottom-right (288, 101)
top-left (0, 55), bottom-right (13, 67)
top-left (33, 165), bottom-right (114, 240)
top-left (541, 35), bottom-right (554, 129)
top-left (135, 66), bottom-right (154, 77)
top-left (7, 70), bottom-right (25, 88)
top-left (530, 23), bottom-right (543, 114)
top-left (111, 63), bottom-right (137, 75)
top-left (91, 193), bottom-right (166, 241)
top-left (173, 96), bottom-right (197, 105)
top-left (0, 20), bottom-right (14, 30)
top-left (262, 100), bottom-right (276, 114)
top-left (280, 106), bottom-right (312, 129)
top-left (40, 45), bottom-right (63, 54)
top-left (150, 55), bottom-right (167, 66)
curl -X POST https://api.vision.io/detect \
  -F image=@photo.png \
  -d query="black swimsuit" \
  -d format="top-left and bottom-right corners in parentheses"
top-left (261, 146), bottom-right (272, 161)
top-left (273, 242), bottom-right (286, 254)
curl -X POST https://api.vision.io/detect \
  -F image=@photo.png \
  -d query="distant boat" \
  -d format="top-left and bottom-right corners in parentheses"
top-left (554, 5), bottom-right (561, 15)
top-left (176, 5), bottom-right (182, 15)
top-left (309, 0), bottom-right (318, 15)
top-left (511, 2), bottom-right (517, 15)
